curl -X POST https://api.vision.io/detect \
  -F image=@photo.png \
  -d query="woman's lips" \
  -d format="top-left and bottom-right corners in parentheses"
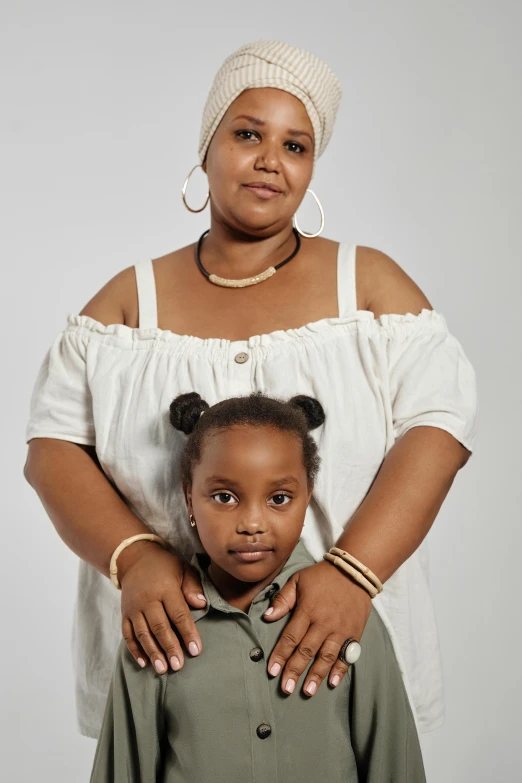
top-left (242, 184), bottom-right (282, 200)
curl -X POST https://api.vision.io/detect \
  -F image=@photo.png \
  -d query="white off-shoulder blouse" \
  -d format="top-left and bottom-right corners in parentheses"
top-left (25, 242), bottom-right (478, 739)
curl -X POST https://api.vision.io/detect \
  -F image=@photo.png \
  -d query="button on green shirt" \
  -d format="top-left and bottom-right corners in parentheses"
top-left (90, 540), bottom-right (426, 782)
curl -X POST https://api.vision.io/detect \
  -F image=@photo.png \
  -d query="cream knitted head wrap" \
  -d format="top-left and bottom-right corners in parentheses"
top-left (198, 40), bottom-right (342, 167)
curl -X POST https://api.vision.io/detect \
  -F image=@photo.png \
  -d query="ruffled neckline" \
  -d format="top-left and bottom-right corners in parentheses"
top-left (66, 307), bottom-right (447, 349)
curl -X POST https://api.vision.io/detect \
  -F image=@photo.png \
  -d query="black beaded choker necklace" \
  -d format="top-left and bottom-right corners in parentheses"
top-left (195, 228), bottom-right (301, 288)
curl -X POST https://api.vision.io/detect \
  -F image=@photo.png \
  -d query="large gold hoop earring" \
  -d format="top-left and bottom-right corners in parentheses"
top-left (292, 189), bottom-right (324, 238)
top-left (182, 165), bottom-right (210, 213)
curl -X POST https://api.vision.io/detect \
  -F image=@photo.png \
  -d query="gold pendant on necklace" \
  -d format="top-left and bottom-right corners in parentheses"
top-left (208, 266), bottom-right (277, 288)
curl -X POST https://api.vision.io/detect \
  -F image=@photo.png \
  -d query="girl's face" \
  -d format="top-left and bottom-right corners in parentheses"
top-left (185, 425), bottom-right (312, 585)
top-left (202, 87), bottom-right (314, 236)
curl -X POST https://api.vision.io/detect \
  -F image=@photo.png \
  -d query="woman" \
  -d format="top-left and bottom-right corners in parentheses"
top-left (24, 39), bottom-right (478, 741)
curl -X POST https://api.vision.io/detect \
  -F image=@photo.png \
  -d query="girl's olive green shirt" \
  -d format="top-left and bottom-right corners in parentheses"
top-left (90, 541), bottom-right (426, 782)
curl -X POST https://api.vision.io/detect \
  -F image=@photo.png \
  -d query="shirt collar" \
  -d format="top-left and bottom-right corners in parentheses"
top-left (189, 538), bottom-right (315, 621)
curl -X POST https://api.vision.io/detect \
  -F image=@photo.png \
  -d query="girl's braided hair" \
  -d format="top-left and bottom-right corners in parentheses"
top-left (169, 391), bottom-right (325, 487)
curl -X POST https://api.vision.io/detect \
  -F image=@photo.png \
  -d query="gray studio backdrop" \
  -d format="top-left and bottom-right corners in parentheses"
top-left (2, 1), bottom-right (520, 780)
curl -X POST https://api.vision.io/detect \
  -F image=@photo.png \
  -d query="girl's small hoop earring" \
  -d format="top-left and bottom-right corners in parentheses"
top-left (293, 188), bottom-right (325, 238)
top-left (182, 164), bottom-right (210, 213)
top-left (189, 514), bottom-right (197, 528)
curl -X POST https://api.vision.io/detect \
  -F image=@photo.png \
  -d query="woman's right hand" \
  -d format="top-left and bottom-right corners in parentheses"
top-left (119, 541), bottom-right (206, 674)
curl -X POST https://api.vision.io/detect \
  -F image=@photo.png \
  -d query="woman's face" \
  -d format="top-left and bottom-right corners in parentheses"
top-left (185, 424), bottom-right (312, 585)
top-left (202, 87), bottom-right (315, 236)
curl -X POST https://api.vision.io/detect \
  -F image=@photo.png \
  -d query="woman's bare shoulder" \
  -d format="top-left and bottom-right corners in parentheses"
top-left (79, 245), bottom-right (192, 327)
top-left (356, 245), bottom-right (432, 317)
top-left (79, 266), bottom-right (135, 326)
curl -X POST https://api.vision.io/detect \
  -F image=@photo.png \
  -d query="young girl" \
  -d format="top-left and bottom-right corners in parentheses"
top-left (90, 392), bottom-right (426, 782)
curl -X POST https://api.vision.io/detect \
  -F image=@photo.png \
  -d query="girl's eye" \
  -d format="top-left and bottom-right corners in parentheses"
top-left (212, 493), bottom-right (236, 505)
top-left (270, 494), bottom-right (291, 506)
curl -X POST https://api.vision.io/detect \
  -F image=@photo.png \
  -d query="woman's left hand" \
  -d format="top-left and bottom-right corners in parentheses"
top-left (264, 560), bottom-right (372, 696)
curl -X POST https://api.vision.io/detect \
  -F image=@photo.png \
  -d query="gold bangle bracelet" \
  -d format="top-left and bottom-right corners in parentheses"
top-left (109, 534), bottom-right (168, 590)
top-left (323, 553), bottom-right (379, 599)
top-left (329, 547), bottom-right (384, 594)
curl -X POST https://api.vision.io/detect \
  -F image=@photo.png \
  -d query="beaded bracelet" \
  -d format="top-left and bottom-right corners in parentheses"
top-left (329, 547), bottom-right (384, 594)
top-left (110, 533), bottom-right (168, 590)
top-left (323, 552), bottom-right (380, 599)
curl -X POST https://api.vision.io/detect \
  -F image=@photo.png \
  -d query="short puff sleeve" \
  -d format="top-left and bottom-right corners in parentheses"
top-left (25, 318), bottom-right (95, 446)
top-left (385, 310), bottom-right (478, 452)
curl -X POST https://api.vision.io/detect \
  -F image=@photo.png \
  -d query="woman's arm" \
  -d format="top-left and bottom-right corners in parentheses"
top-left (24, 438), bottom-right (159, 579)
top-left (24, 272), bottom-right (205, 674)
top-left (265, 426), bottom-right (468, 696)
top-left (345, 247), bottom-right (469, 584)
top-left (344, 248), bottom-right (470, 587)
top-left (264, 248), bottom-right (474, 696)
top-left (24, 438), bottom-right (205, 672)
top-left (337, 424), bottom-right (468, 582)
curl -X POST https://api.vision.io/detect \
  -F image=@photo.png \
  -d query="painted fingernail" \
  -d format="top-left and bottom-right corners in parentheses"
top-left (137, 658), bottom-right (146, 668)
top-left (305, 681), bottom-right (317, 695)
top-left (285, 678), bottom-right (296, 693)
top-left (189, 641), bottom-right (199, 656)
top-left (264, 607), bottom-right (274, 616)
top-left (269, 663), bottom-right (281, 676)
top-left (170, 656), bottom-right (181, 671)
top-left (331, 674), bottom-right (340, 687)
top-left (197, 594), bottom-right (206, 602)
top-left (154, 659), bottom-right (166, 673)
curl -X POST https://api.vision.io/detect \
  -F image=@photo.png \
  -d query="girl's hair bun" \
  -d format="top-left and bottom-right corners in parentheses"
top-left (288, 395), bottom-right (326, 431)
top-left (169, 392), bottom-right (210, 435)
